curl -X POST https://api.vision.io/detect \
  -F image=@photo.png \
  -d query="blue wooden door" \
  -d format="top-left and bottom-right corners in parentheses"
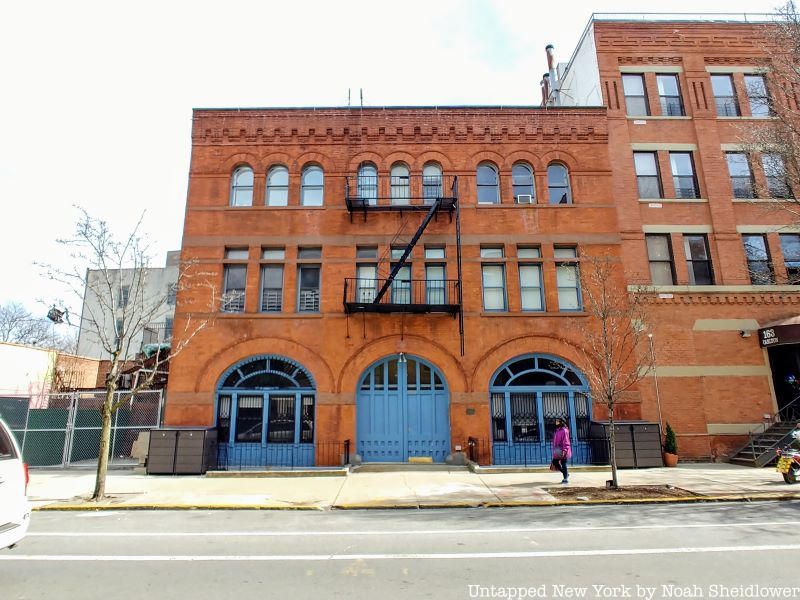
top-left (357, 356), bottom-right (450, 463)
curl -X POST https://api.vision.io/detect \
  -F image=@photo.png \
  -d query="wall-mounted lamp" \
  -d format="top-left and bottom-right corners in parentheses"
top-left (740, 330), bottom-right (752, 338)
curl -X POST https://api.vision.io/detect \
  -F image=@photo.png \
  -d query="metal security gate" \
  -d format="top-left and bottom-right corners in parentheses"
top-left (356, 355), bottom-right (450, 463)
top-left (0, 390), bottom-right (163, 468)
top-left (489, 354), bottom-right (592, 465)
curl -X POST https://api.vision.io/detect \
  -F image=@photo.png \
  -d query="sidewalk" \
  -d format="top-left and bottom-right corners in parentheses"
top-left (27, 463), bottom-right (800, 510)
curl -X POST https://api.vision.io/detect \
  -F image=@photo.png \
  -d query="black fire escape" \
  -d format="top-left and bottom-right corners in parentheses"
top-left (343, 173), bottom-right (464, 355)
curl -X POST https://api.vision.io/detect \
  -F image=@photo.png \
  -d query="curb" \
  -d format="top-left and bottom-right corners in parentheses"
top-left (32, 493), bottom-right (800, 511)
top-left (34, 503), bottom-right (325, 511)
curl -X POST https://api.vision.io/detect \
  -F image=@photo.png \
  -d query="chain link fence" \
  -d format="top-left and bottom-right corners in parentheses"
top-left (0, 390), bottom-right (163, 468)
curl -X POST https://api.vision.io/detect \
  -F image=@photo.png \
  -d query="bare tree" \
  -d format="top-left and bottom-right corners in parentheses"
top-left (40, 208), bottom-right (213, 500)
top-left (0, 302), bottom-right (57, 347)
top-left (738, 3), bottom-right (800, 245)
top-left (573, 253), bottom-right (654, 488)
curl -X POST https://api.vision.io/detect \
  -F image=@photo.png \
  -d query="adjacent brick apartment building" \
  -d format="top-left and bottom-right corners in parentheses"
top-left (166, 13), bottom-right (800, 466)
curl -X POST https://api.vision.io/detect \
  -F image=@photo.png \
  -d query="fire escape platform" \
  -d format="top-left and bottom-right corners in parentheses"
top-left (343, 278), bottom-right (461, 315)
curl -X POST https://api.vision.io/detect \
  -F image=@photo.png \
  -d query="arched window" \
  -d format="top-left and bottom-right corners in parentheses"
top-left (548, 163), bottom-right (572, 205)
top-left (216, 355), bottom-right (316, 451)
top-left (422, 162), bottom-right (443, 204)
top-left (266, 166), bottom-right (289, 206)
top-left (358, 163), bottom-right (378, 205)
top-left (301, 165), bottom-right (324, 206)
top-left (390, 162), bottom-right (410, 205)
top-left (477, 163), bottom-right (500, 204)
top-left (219, 355), bottom-right (315, 390)
top-left (489, 354), bottom-right (591, 461)
top-left (230, 165), bottom-right (254, 207)
top-left (512, 163), bottom-right (535, 203)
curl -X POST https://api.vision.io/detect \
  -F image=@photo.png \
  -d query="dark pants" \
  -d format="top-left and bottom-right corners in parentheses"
top-left (553, 458), bottom-right (568, 480)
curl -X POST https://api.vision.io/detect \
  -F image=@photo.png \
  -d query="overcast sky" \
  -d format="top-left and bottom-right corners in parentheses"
top-left (0, 0), bottom-right (781, 319)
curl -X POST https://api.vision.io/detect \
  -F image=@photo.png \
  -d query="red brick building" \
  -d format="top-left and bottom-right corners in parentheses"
top-left (166, 14), bottom-right (800, 466)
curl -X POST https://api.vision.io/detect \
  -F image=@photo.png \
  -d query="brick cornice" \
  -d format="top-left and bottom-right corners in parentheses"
top-left (191, 108), bottom-right (609, 146)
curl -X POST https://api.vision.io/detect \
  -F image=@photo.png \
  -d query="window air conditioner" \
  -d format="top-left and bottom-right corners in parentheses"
top-left (516, 194), bottom-right (534, 204)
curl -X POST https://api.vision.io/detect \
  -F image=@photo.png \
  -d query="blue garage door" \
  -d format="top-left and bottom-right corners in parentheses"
top-left (357, 355), bottom-right (450, 463)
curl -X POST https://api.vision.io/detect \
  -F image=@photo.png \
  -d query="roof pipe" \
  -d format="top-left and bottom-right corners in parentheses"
top-left (545, 44), bottom-right (560, 107)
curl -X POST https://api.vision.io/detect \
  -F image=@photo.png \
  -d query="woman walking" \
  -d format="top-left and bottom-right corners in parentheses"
top-left (552, 418), bottom-right (572, 484)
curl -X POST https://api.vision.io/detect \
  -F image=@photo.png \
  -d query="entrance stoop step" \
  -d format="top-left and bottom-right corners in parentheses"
top-left (350, 463), bottom-right (469, 473)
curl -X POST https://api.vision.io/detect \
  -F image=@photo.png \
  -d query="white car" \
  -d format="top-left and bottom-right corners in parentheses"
top-left (0, 417), bottom-right (30, 550)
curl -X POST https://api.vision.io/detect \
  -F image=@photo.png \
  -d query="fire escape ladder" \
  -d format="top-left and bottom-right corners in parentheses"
top-left (372, 197), bottom-right (443, 305)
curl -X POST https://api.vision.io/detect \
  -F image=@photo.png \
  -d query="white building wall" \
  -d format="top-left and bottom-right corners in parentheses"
top-left (558, 25), bottom-right (603, 107)
top-left (76, 252), bottom-right (179, 360)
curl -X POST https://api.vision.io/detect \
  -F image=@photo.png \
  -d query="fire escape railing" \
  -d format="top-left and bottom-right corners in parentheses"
top-left (345, 174), bottom-right (458, 219)
top-left (342, 174), bottom-right (464, 354)
top-left (343, 278), bottom-right (460, 314)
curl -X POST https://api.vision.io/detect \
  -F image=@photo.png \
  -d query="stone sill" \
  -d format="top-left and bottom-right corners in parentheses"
top-left (639, 198), bottom-right (708, 204)
top-left (629, 284), bottom-right (800, 293)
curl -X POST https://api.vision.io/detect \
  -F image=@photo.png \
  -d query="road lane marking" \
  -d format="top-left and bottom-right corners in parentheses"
top-left (4, 544), bottom-right (800, 561)
top-left (25, 520), bottom-right (800, 537)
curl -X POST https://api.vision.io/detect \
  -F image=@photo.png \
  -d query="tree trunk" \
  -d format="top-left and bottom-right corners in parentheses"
top-left (608, 400), bottom-right (619, 489)
top-left (92, 385), bottom-right (115, 500)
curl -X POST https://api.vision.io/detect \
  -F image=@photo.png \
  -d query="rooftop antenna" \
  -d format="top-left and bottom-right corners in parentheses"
top-left (360, 88), bottom-right (363, 108)
top-left (348, 88), bottom-right (351, 107)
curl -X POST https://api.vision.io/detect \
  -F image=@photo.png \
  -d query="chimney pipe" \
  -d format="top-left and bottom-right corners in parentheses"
top-left (542, 73), bottom-right (551, 106)
top-left (545, 44), bottom-right (555, 71)
top-left (544, 44), bottom-right (559, 107)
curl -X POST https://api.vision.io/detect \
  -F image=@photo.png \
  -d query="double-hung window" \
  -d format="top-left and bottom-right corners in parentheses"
top-left (670, 152), bottom-right (700, 199)
top-left (547, 164), bottom-right (572, 205)
top-left (634, 152), bottom-right (662, 199)
top-left (222, 248), bottom-right (248, 313)
top-left (745, 74), bottom-right (771, 118)
top-left (711, 75), bottom-right (740, 117)
top-left (300, 166), bottom-right (324, 206)
top-left (780, 234), bottom-right (800, 283)
top-left (518, 247), bottom-right (544, 311)
top-left (555, 247), bottom-right (581, 311)
top-left (390, 163), bottom-right (410, 205)
top-left (390, 247), bottom-right (411, 304)
top-left (512, 163), bottom-right (535, 203)
top-left (763, 154), bottom-right (793, 199)
top-left (260, 248), bottom-right (285, 313)
top-left (726, 152), bottom-right (754, 198)
top-left (646, 234), bottom-right (676, 285)
top-left (230, 166), bottom-right (254, 207)
top-left (297, 247), bottom-right (321, 312)
top-left (355, 246), bottom-right (378, 303)
top-left (684, 235), bottom-right (714, 285)
top-left (742, 235), bottom-right (774, 285)
top-left (657, 74), bottom-right (684, 116)
top-left (622, 74), bottom-right (649, 116)
top-left (266, 166), bottom-right (289, 206)
top-left (477, 163), bottom-right (500, 204)
top-left (118, 285), bottom-right (130, 308)
top-left (425, 247), bottom-right (446, 305)
top-left (166, 283), bottom-right (177, 306)
top-left (481, 247), bottom-right (506, 311)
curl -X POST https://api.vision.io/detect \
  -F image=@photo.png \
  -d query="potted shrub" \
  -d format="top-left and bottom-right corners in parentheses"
top-left (663, 422), bottom-right (679, 467)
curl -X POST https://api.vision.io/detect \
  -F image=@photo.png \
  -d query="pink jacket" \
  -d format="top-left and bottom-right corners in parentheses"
top-left (552, 426), bottom-right (572, 459)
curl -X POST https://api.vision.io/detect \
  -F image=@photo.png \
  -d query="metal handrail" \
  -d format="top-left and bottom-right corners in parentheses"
top-left (734, 394), bottom-right (800, 465)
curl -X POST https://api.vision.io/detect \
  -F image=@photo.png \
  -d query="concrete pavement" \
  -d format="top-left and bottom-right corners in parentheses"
top-left (26, 463), bottom-right (800, 510)
top-left (5, 503), bottom-right (800, 600)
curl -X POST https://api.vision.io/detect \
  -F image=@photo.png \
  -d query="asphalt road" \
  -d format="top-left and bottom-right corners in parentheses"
top-left (3, 502), bottom-right (800, 600)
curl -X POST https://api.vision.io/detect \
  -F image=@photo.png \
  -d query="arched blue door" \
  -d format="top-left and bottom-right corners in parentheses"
top-left (489, 354), bottom-right (592, 465)
top-left (215, 355), bottom-right (316, 468)
top-left (357, 355), bottom-right (450, 463)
